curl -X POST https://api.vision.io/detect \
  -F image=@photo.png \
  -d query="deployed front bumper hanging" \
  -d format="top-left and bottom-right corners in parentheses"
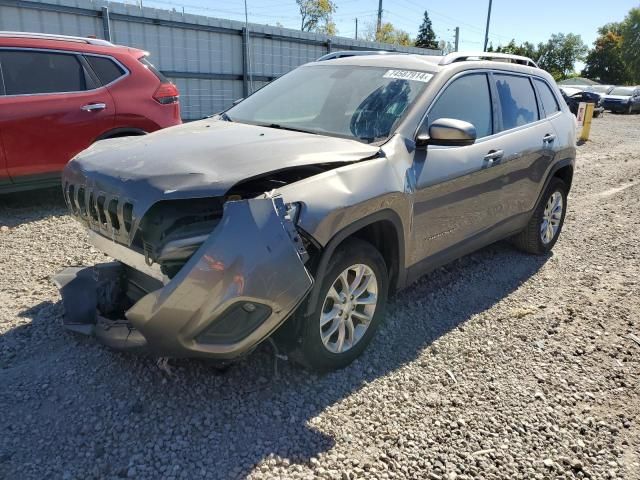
top-left (53, 197), bottom-right (313, 359)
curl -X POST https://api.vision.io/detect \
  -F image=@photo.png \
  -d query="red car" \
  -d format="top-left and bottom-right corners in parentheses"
top-left (0, 32), bottom-right (181, 193)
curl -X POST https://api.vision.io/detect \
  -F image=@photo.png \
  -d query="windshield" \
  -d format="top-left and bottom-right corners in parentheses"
top-left (609, 87), bottom-right (634, 96)
top-left (226, 65), bottom-right (433, 143)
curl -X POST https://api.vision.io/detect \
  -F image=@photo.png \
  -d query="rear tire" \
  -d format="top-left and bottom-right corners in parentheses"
top-left (512, 177), bottom-right (568, 255)
top-left (288, 238), bottom-right (388, 372)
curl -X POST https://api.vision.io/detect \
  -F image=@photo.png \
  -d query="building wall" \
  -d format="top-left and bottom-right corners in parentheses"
top-left (0, 0), bottom-right (441, 119)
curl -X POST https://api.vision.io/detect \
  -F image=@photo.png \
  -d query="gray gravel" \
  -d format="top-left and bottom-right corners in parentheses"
top-left (1, 114), bottom-right (639, 480)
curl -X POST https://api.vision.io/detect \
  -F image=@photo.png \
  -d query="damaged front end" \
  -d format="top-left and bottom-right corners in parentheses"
top-left (54, 196), bottom-right (313, 359)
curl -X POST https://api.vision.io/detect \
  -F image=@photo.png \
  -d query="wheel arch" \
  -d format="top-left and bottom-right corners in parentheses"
top-left (553, 162), bottom-right (574, 191)
top-left (535, 158), bottom-right (574, 209)
top-left (303, 209), bottom-right (405, 317)
top-left (96, 127), bottom-right (147, 141)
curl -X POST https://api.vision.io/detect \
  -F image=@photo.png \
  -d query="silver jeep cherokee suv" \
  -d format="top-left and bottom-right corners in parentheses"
top-left (55, 52), bottom-right (576, 371)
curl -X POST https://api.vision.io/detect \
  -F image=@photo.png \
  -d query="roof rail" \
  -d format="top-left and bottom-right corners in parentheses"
top-left (0, 31), bottom-right (114, 47)
top-left (439, 52), bottom-right (539, 68)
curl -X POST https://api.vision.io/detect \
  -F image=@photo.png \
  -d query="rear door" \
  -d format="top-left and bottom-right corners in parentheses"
top-left (0, 49), bottom-right (115, 183)
top-left (489, 73), bottom-right (557, 219)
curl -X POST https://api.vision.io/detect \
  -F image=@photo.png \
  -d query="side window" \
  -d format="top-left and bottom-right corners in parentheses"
top-left (427, 73), bottom-right (493, 138)
top-left (85, 55), bottom-right (125, 85)
top-left (534, 78), bottom-right (560, 117)
top-left (494, 74), bottom-right (539, 130)
top-left (0, 50), bottom-right (87, 95)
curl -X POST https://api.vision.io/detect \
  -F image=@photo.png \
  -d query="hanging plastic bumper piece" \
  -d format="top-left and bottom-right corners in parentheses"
top-left (53, 197), bottom-right (313, 359)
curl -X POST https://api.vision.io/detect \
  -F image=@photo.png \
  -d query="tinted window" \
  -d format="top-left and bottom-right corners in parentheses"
top-left (139, 57), bottom-right (168, 83)
top-left (428, 73), bottom-right (493, 138)
top-left (0, 50), bottom-right (86, 95)
top-left (494, 74), bottom-right (539, 130)
top-left (534, 79), bottom-right (560, 117)
top-left (85, 55), bottom-right (125, 85)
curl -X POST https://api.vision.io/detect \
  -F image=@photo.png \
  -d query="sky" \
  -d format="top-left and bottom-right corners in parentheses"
top-left (140, 0), bottom-right (638, 56)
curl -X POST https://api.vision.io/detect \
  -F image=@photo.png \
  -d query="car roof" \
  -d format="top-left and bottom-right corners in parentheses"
top-left (0, 31), bottom-right (114, 46)
top-left (315, 53), bottom-right (443, 71)
top-left (0, 31), bottom-right (147, 58)
top-left (307, 52), bottom-right (545, 78)
top-left (317, 50), bottom-right (399, 61)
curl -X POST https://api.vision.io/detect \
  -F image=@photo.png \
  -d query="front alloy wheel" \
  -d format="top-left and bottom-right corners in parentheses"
top-left (320, 264), bottom-right (378, 354)
top-left (288, 238), bottom-right (388, 371)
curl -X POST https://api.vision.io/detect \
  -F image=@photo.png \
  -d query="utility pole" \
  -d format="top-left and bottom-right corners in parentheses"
top-left (483, 0), bottom-right (492, 51)
top-left (454, 26), bottom-right (459, 52)
top-left (244, 0), bottom-right (253, 93)
top-left (355, 18), bottom-right (358, 40)
top-left (376, 0), bottom-right (383, 37)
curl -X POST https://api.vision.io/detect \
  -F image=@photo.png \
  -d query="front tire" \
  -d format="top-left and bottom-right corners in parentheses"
top-left (289, 238), bottom-right (389, 372)
top-left (512, 177), bottom-right (568, 255)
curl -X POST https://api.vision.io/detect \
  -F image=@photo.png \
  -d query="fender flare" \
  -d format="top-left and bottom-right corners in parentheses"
top-left (304, 208), bottom-right (406, 316)
top-left (535, 157), bottom-right (574, 207)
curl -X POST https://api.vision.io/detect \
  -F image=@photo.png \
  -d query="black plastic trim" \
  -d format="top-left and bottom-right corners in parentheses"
top-left (0, 172), bottom-right (60, 193)
top-left (96, 128), bottom-right (147, 141)
top-left (305, 209), bottom-right (406, 316)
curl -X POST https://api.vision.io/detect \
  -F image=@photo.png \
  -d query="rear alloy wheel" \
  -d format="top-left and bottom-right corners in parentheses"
top-left (512, 177), bottom-right (568, 255)
top-left (289, 238), bottom-right (388, 371)
top-left (540, 191), bottom-right (563, 246)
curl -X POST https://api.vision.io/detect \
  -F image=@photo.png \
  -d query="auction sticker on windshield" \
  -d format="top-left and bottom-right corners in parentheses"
top-left (383, 70), bottom-right (433, 83)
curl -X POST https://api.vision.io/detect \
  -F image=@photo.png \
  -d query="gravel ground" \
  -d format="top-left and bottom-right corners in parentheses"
top-left (1, 114), bottom-right (639, 480)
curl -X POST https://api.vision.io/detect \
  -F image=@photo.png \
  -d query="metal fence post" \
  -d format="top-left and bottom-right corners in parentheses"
top-left (326, 38), bottom-right (332, 54)
top-left (101, 6), bottom-right (111, 41)
top-left (242, 26), bottom-right (249, 97)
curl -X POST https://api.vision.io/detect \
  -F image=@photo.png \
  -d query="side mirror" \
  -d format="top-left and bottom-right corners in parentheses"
top-left (416, 118), bottom-right (477, 148)
top-left (232, 97), bottom-right (244, 106)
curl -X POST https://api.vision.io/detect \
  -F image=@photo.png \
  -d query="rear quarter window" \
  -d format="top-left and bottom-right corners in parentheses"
top-left (85, 55), bottom-right (125, 85)
top-left (533, 78), bottom-right (560, 117)
top-left (139, 57), bottom-right (168, 82)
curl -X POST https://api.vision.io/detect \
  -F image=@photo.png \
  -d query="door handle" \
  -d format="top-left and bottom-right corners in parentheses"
top-left (484, 150), bottom-right (504, 165)
top-left (81, 103), bottom-right (106, 112)
top-left (543, 133), bottom-right (556, 143)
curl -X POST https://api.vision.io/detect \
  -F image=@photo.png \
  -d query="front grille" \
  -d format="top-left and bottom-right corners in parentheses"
top-left (64, 182), bottom-right (134, 242)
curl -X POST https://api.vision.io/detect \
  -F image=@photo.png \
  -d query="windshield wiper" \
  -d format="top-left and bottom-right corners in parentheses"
top-left (263, 123), bottom-right (317, 135)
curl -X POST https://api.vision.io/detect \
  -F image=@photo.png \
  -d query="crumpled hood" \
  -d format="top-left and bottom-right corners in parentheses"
top-left (64, 118), bottom-right (380, 201)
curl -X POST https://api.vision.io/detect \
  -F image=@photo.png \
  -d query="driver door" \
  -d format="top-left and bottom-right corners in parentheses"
top-left (410, 72), bottom-right (507, 263)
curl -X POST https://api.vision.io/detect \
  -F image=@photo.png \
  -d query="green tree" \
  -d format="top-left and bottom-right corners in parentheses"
top-left (395, 30), bottom-right (413, 46)
top-left (537, 33), bottom-right (588, 80)
top-left (415, 11), bottom-right (438, 49)
top-left (296, 0), bottom-right (337, 33)
top-left (582, 23), bottom-right (630, 84)
top-left (500, 40), bottom-right (538, 59)
top-left (620, 7), bottom-right (640, 83)
top-left (364, 22), bottom-right (414, 46)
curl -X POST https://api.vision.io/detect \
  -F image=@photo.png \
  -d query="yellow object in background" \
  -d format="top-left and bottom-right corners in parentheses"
top-left (579, 103), bottom-right (594, 141)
